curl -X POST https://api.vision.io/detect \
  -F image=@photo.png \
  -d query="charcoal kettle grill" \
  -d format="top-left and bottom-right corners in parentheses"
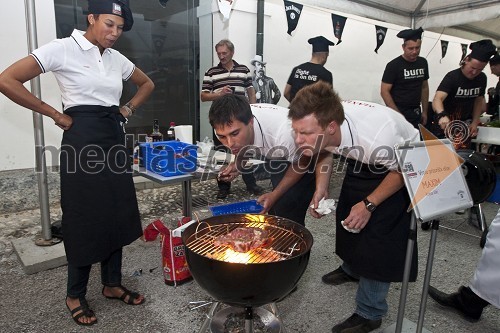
top-left (178, 214), bottom-right (313, 333)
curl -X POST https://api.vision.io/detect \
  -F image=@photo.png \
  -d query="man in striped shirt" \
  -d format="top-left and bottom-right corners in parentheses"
top-left (201, 39), bottom-right (261, 199)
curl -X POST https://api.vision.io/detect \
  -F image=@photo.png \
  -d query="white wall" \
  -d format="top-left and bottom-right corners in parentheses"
top-left (0, 0), bottom-right (62, 171)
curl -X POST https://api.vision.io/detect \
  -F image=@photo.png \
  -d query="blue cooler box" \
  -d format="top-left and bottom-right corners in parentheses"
top-left (487, 174), bottom-right (500, 204)
top-left (141, 141), bottom-right (197, 177)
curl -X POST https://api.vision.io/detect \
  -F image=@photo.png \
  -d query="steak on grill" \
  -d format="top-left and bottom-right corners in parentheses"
top-left (214, 227), bottom-right (271, 252)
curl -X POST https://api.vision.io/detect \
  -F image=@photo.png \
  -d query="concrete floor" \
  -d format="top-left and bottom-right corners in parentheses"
top-left (0, 174), bottom-right (499, 333)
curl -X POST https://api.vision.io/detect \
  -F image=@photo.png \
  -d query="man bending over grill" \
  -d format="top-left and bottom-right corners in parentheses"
top-left (281, 80), bottom-right (420, 333)
top-left (208, 95), bottom-right (321, 226)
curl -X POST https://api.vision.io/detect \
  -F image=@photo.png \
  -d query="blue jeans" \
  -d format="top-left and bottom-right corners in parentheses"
top-left (342, 263), bottom-right (390, 320)
top-left (67, 248), bottom-right (123, 298)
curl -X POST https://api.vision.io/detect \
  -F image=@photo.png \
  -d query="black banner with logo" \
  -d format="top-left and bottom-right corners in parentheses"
top-left (374, 25), bottom-right (387, 53)
top-left (461, 43), bottom-right (468, 61)
top-left (440, 40), bottom-right (448, 62)
top-left (283, 0), bottom-right (303, 36)
top-left (331, 14), bottom-right (347, 44)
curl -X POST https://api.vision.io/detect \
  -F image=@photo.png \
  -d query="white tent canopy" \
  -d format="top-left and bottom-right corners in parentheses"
top-left (302, 0), bottom-right (500, 45)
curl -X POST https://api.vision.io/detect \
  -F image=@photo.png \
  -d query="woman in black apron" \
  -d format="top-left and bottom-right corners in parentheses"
top-left (0, 0), bottom-right (154, 326)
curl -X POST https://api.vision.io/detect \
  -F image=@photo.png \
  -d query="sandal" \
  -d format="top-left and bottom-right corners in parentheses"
top-left (102, 285), bottom-right (145, 305)
top-left (66, 297), bottom-right (97, 326)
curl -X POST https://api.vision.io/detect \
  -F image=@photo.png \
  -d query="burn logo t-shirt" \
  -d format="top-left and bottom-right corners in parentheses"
top-left (382, 56), bottom-right (429, 108)
top-left (437, 68), bottom-right (486, 121)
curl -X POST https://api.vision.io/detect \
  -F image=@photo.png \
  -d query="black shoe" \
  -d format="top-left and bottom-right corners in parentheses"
top-left (216, 189), bottom-right (229, 199)
top-left (428, 285), bottom-right (487, 322)
top-left (246, 184), bottom-right (264, 195)
top-left (322, 266), bottom-right (359, 285)
top-left (332, 313), bottom-right (381, 333)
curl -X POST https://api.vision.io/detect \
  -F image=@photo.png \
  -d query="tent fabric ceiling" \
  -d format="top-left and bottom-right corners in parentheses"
top-left (303, 0), bottom-right (500, 45)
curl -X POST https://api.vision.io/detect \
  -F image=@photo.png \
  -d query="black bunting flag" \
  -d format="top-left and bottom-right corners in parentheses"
top-left (374, 25), bottom-right (387, 53)
top-left (440, 40), bottom-right (448, 63)
top-left (331, 14), bottom-right (347, 44)
top-left (461, 43), bottom-right (468, 61)
top-left (283, 0), bottom-right (303, 36)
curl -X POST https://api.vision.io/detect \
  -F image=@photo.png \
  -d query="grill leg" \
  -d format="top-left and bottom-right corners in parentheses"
top-left (269, 302), bottom-right (280, 317)
top-left (199, 302), bottom-right (219, 333)
top-left (245, 307), bottom-right (254, 333)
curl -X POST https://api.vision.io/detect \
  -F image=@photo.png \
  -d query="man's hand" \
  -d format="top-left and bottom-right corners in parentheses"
top-left (468, 122), bottom-right (479, 137)
top-left (438, 115), bottom-right (450, 130)
top-left (309, 189), bottom-right (329, 219)
top-left (257, 191), bottom-right (279, 214)
top-left (217, 162), bottom-right (239, 182)
top-left (342, 201), bottom-right (372, 231)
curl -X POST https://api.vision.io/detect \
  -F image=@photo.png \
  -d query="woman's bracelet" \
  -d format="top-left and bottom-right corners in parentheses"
top-left (122, 105), bottom-right (133, 117)
top-left (125, 102), bottom-right (137, 114)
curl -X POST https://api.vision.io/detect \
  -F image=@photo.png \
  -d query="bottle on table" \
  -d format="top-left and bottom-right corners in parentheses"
top-left (167, 121), bottom-right (176, 141)
top-left (147, 119), bottom-right (163, 142)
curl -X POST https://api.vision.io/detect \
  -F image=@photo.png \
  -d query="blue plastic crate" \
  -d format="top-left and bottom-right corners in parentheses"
top-left (210, 200), bottom-right (264, 216)
top-left (487, 174), bottom-right (500, 203)
top-left (141, 141), bottom-right (198, 177)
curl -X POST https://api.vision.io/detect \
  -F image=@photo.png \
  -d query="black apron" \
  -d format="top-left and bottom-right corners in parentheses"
top-left (60, 105), bottom-right (142, 266)
top-left (267, 160), bottom-right (315, 226)
top-left (335, 160), bottom-right (417, 282)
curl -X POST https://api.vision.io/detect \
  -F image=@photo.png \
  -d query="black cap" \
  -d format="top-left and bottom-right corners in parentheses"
top-left (469, 39), bottom-right (496, 62)
top-left (396, 27), bottom-right (423, 41)
top-left (490, 53), bottom-right (500, 66)
top-left (308, 36), bottom-right (335, 52)
top-left (88, 0), bottom-right (133, 31)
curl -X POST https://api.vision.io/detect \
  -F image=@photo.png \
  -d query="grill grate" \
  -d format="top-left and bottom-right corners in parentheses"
top-left (185, 221), bottom-right (307, 264)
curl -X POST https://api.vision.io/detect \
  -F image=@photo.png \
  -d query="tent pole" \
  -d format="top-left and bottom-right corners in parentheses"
top-left (256, 0), bottom-right (264, 57)
top-left (24, 0), bottom-right (53, 243)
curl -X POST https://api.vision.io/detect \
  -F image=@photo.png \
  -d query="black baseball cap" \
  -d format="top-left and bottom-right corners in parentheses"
top-left (308, 36), bottom-right (335, 53)
top-left (88, 0), bottom-right (133, 31)
top-left (396, 27), bottom-right (423, 41)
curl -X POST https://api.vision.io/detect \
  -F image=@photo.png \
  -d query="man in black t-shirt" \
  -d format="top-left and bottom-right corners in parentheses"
top-left (381, 27), bottom-right (429, 128)
top-left (284, 36), bottom-right (334, 102)
top-left (487, 54), bottom-right (500, 119)
top-left (432, 39), bottom-right (497, 146)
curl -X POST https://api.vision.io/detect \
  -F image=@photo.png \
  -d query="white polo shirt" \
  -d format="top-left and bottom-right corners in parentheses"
top-left (335, 100), bottom-right (420, 170)
top-left (31, 29), bottom-right (135, 110)
top-left (250, 103), bottom-right (298, 162)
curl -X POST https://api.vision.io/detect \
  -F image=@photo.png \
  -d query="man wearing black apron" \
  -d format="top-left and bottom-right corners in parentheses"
top-left (288, 81), bottom-right (420, 333)
top-left (0, 0), bottom-right (154, 326)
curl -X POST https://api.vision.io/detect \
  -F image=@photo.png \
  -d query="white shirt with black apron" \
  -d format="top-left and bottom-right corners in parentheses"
top-left (470, 208), bottom-right (500, 308)
top-left (334, 101), bottom-right (420, 282)
top-left (31, 30), bottom-right (141, 266)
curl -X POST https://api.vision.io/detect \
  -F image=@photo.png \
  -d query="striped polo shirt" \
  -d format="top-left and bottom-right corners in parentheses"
top-left (202, 61), bottom-right (253, 98)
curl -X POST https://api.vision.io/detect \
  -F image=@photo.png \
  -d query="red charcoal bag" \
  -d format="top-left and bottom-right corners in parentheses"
top-left (143, 217), bottom-right (192, 286)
